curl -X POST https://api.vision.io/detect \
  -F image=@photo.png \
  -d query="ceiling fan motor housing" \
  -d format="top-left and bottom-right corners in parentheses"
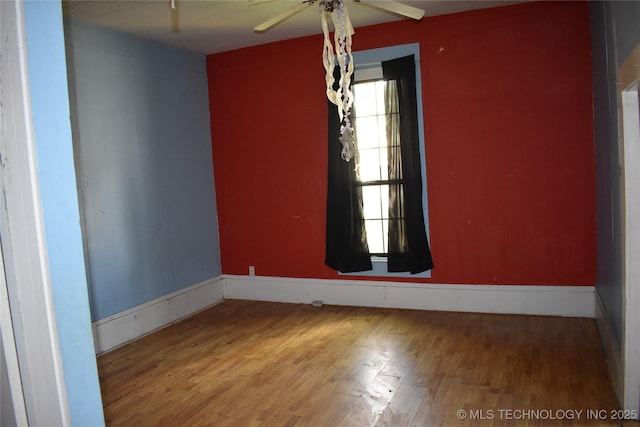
top-left (317, 0), bottom-right (344, 13)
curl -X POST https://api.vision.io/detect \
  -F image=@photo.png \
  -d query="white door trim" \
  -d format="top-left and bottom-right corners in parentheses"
top-left (0, 237), bottom-right (28, 425)
top-left (0, 0), bottom-right (70, 424)
top-left (619, 43), bottom-right (640, 415)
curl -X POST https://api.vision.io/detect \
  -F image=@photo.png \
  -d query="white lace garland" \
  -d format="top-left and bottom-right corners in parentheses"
top-left (321, 0), bottom-right (356, 162)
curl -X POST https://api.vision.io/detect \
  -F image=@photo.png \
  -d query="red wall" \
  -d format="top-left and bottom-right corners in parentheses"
top-left (206, 1), bottom-right (595, 285)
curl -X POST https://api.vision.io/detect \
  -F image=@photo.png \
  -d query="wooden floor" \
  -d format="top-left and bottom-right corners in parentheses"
top-left (98, 299), bottom-right (633, 426)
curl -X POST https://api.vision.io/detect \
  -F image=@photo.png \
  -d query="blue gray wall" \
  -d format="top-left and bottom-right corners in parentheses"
top-left (23, 1), bottom-right (104, 425)
top-left (591, 0), bottom-right (640, 353)
top-left (64, 20), bottom-right (221, 321)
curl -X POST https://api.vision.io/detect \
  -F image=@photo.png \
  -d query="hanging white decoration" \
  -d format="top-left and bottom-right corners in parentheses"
top-left (320, 0), bottom-right (356, 162)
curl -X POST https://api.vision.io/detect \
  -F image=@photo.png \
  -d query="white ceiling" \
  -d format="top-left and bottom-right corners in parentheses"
top-left (62, 0), bottom-right (526, 55)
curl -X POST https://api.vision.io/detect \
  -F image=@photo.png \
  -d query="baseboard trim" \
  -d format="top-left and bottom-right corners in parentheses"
top-left (222, 275), bottom-right (595, 318)
top-left (595, 290), bottom-right (624, 406)
top-left (93, 276), bottom-right (596, 353)
top-left (93, 276), bottom-right (224, 354)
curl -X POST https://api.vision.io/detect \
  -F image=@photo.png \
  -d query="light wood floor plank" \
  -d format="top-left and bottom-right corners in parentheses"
top-left (98, 299), bottom-right (635, 426)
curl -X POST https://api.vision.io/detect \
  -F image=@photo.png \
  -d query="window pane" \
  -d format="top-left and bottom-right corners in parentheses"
top-left (385, 80), bottom-right (399, 114)
top-left (353, 82), bottom-right (377, 117)
top-left (362, 185), bottom-right (382, 219)
top-left (377, 116), bottom-right (388, 148)
top-left (379, 148), bottom-right (389, 181)
top-left (380, 185), bottom-right (389, 219)
top-left (387, 144), bottom-right (401, 180)
top-left (355, 116), bottom-right (380, 150)
top-left (375, 81), bottom-right (386, 113)
top-left (365, 219), bottom-right (385, 254)
top-left (382, 218), bottom-right (389, 253)
top-left (358, 149), bottom-right (381, 182)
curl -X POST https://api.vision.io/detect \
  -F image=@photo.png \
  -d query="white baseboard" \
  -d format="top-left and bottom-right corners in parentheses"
top-left (94, 275), bottom-right (595, 354)
top-left (92, 276), bottom-right (224, 354)
top-left (223, 275), bottom-right (596, 318)
top-left (595, 290), bottom-right (624, 406)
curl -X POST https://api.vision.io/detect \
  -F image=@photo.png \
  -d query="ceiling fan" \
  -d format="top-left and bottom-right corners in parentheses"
top-left (253, 0), bottom-right (426, 32)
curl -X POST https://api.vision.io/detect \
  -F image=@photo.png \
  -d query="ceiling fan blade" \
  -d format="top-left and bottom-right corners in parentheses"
top-left (253, 2), bottom-right (311, 32)
top-left (346, 10), bottom-right (355, 36)
top-left (248, 0), bottom-right (277, 6)
top-left (355, 0), bottom-right (425, 20)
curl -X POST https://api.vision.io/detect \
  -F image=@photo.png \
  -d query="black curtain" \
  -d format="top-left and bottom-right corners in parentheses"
top-left (382, 55), bottom-right (434, 274)
top-left (325, 68), bottom-right (372, 273)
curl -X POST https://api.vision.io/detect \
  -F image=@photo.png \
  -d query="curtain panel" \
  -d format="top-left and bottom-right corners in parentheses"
top-left (382, 55), bottom-right (433, 274)
top-left (325, 68), bottom-right (373, 273)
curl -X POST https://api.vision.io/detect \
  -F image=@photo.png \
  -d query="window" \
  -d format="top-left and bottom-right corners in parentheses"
top-left (325, 43), bottom-right (433, 278)
top-left (352, 79), bottom-right (395, 256)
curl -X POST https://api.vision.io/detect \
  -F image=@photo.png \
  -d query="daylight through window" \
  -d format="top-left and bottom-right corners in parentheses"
top-left (353, 80), bottom-right (400, 256)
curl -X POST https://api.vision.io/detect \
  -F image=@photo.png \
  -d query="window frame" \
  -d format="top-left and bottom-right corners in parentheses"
top-left (352, 79), bottom-right (396, 257)
top-left (341, 43), bottom-right (432, 278)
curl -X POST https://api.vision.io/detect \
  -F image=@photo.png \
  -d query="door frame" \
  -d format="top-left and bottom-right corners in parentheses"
top-left (0, 0), bottom-right (70, 424)
top-left (619, 43), bottom-right (640, 414)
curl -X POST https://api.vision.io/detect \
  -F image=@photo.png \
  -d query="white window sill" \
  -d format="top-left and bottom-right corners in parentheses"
top-left (340, 256), bottom-right (432, 278)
